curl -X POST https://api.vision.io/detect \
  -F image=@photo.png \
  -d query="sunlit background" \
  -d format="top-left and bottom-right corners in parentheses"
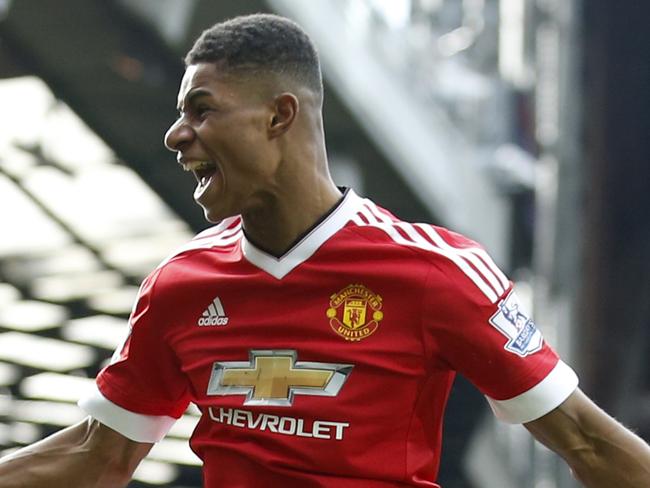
top-left (0, 1), bottom-right (648, 487)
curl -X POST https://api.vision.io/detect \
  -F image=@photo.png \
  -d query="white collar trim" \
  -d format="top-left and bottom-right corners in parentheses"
top-left (242, 190), bottom-right (363, 279)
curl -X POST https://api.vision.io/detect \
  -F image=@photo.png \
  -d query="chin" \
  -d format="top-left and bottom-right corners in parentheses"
top-left (203, 209), bottom-right (222, 223)
top-left (202, 204), bottom-right (234, 224)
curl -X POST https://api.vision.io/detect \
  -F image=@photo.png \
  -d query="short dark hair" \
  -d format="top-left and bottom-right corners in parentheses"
top-left (185, 14), bottom-right (323, 95)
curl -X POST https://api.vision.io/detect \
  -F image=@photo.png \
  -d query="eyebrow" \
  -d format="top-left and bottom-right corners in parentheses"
top-left (177, 88), bottom-right (211, 113)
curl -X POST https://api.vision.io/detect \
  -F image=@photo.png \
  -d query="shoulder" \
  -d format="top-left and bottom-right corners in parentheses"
top-left (157, 216), bottom-right (242, 268)
top-left (347, 195), bottom-right (476, 254)
top-left (347, 197), bottom-right (509, 304)
top-left (139, 217), bottom-right (242, 292)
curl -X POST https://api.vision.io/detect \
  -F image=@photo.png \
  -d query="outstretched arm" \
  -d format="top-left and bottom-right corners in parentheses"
top-left (0, 416), bottom-right (152, 488)
top-left (525, 388), bottom-right (650, 487)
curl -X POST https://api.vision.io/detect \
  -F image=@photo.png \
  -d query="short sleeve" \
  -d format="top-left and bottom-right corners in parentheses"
top-left (422, 230), bottom-right (578, 424)
top-left (79, 268), bottom-right (191, 441)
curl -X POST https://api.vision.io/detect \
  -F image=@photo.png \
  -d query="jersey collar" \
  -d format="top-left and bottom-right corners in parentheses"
top-left (241, 189), bottom-right (363, 279)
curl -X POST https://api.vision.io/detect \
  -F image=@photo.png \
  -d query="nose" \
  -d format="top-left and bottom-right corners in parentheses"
top-left (164, 117), bottom-right (195, 152)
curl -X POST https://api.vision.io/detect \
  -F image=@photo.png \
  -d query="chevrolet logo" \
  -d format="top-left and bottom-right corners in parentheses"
top-left (207, 350), bottom-right (353, 406)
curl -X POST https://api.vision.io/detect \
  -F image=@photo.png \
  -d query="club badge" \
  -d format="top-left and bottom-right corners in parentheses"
top-left (327, 284), bottom-right (383, 341)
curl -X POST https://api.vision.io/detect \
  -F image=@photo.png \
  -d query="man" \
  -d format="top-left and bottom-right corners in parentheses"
top-left (1, 13), bottom-right (649, 488)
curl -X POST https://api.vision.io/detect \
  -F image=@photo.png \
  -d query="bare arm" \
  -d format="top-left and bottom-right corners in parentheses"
top-left (525, 388), bottom-right (650, 487)
top-left (0, 417), bottom-right (152, 488)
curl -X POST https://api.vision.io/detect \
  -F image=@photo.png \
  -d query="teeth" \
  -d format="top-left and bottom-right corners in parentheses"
top-left (183, 161), bottom-right (213, 172)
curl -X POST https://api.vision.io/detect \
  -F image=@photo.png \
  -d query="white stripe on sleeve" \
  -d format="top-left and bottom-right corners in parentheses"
top-left (486, 360), bottom-right (579, 424)
top-left (357, 202), bottom-right (500, 302)
top-left (78, 384), bottom-right (177, 443)
top-left (414, 223), bottom-right (507, 296)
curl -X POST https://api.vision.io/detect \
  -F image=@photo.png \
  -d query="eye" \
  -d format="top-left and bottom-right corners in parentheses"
top-left (196, 105), bottom-right (211, 119)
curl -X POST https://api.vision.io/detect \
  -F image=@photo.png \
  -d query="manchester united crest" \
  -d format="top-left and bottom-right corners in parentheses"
top-left (326, 284), bottom-right (383, 341)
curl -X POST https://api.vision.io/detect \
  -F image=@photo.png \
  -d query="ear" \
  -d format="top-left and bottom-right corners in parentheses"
top-left (268, 93), bottom-right (299, 138)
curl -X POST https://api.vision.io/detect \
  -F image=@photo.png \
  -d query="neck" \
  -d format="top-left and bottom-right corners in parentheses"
top-left (241, 176), bottom-right (342, 257)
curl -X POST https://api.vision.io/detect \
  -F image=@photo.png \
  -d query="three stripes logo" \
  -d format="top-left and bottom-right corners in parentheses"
top-left (198, 297), bottom-right (229, 326)
top-left (351, 199), bottom-right (510, 304)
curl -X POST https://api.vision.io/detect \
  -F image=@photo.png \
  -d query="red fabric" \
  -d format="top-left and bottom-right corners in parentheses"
top-left (96, 204), bottom-right (560, 487)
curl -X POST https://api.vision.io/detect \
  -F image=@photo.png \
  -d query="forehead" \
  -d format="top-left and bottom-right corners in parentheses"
top-left (177, 63), bottom-right (220, 106)
top-left (177, 63), bottom-right (264, 109)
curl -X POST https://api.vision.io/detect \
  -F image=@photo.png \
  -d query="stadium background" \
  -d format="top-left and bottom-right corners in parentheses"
top-left (0, 1), bottom-right (648, 487)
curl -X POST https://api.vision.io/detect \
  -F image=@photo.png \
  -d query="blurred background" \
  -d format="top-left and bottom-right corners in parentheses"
top-left (0, 0), bottom-right (648, 487)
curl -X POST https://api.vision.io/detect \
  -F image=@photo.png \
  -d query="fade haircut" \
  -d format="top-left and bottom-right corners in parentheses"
top-left (185, 14), bottom-right (323, 96)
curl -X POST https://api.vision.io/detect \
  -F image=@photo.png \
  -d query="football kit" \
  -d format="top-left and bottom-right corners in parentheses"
top-left (79, 189), bottom-right (578, 487)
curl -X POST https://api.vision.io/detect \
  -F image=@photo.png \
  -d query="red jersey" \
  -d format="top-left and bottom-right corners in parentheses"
top-left (79, 189), bottom-right (578, 487)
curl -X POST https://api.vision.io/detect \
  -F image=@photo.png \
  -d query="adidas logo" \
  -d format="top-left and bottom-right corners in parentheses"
top-left (198, 296), bottom-right (229, 326)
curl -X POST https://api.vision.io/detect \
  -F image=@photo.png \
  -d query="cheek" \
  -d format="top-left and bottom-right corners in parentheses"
top-left (227, 133), bottom-right (275, 175)
top-left (201, 112), bottom-right (275, 177)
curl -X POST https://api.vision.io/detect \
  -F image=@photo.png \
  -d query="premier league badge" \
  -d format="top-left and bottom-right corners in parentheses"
top-left (489, 291), bottom-right (543, 357)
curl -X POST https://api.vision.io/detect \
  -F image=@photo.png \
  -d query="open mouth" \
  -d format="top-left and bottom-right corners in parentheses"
top-left (183, 160), bottom-right (218, 187)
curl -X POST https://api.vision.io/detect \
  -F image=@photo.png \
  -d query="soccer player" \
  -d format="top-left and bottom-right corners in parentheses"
top-left (1, 13), bottom-right (649, 488)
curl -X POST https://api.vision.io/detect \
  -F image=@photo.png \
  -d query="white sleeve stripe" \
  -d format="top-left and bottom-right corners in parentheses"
top-left (486, 360), bottom-right (579, 424)
top-left (467, 247), bottom-right (510, 290)
top-left (157, 229), bottom-right (242, 269)
top-left (195, 222), bottom-right (242, 242)
top-left (356, 201), bottom-right (499, 302)
top-left (359, 203), bottom-right (499, 302)
top-left (214, 231), bottom-right (243, 246)
top-left (415, 223), bottom-right (507, 296)
top-left (364, 201), bottom-right (504, 298)
top-left (193, 217), bottom-right (239, 240)
top-left (78, 384), bottom-right (177, 443)
top-left (350, 214), bottom-right (366, 226)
